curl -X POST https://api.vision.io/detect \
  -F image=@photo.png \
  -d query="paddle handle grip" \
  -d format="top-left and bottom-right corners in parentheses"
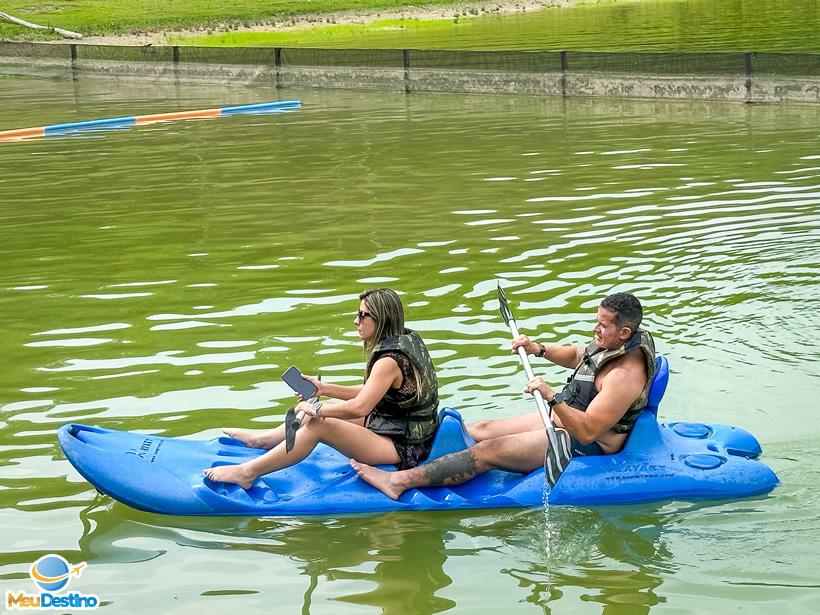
top-left (293, 410), bottom-right (305, 427)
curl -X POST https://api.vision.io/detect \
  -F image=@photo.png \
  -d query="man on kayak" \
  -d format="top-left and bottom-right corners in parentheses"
top-left (351, 292), bottom-right (655, 499)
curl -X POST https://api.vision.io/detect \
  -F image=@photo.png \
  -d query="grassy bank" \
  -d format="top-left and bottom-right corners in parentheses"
top-left (0, 0), bottom-right (558, 41)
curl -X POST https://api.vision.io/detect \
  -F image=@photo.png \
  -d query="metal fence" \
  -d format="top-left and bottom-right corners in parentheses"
top-left (1, 42), bottom-right (819, 103)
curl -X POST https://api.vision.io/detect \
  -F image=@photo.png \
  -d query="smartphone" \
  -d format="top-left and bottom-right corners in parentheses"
top-left (282, 366), bottom-right (318, 400)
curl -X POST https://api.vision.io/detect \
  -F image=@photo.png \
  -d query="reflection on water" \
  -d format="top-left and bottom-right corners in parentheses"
top-left (76, 505), bottom-right (458, 613)
top-left (502, 506), bottom-right (672, 613)
top-left (0, 76), bottom-right (819, 611)
top-left (71, 501), bottom-right (678, 613)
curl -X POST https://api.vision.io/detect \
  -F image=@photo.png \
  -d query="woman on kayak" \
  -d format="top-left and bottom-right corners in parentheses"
top-left (204, 288), bottom-right (440, 490)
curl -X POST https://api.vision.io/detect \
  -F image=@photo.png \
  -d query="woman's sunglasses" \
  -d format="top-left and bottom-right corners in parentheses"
top-left (356, 310), bottom-right (374, 321)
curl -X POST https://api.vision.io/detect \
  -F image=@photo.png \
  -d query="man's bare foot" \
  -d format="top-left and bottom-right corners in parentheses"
top-left (350, 459), bottom-right (405, 500)
top-left (222, 428), bottom-right (278, 449)
top-left (203, 464), bottom-right (256, 490)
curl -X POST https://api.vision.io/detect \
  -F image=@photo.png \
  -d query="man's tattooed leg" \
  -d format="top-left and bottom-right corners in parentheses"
top-left (422, 449), bottom-right (480, 486)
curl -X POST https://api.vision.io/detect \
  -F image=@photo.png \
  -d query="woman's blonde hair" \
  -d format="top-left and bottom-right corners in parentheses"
top-left (359, 288), bottom-right (405, 357)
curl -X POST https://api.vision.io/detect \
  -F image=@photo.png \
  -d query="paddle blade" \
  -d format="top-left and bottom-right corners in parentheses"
top-left (285, 374), bottom-right (317, 454)
top-left (285, 407), bottom-right (297, 453)
top-left (497, 282), bottom-right (514, 324)
top-left (545, 428), bottom-right (573, 487)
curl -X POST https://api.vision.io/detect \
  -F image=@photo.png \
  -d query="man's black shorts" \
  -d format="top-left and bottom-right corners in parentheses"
top-left (570, 437), bottom-right (605, 456)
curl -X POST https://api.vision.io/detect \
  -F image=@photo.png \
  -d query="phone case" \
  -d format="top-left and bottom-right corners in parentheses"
top-left (282, 366), bottom-right (318, 399)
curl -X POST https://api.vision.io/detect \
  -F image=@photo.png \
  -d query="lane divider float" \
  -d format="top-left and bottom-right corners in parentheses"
top-left (0, 100), bottom-right (301, 142)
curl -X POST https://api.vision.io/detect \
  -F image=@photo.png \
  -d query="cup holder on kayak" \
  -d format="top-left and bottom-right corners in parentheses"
top-left (683, 454), bottom-right (727, 470)
top-left (672, 422), bottom-right (713, 439)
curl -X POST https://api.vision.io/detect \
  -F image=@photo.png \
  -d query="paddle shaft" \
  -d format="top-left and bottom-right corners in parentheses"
top-left (506, 318), bottom-right (563, 458)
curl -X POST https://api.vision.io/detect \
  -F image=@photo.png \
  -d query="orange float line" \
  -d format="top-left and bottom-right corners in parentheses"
top-left (0, 126), bottom-right (46, 141)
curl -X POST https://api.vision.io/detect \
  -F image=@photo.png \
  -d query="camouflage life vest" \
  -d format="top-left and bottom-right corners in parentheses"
top-left (364, 329), bottom-right (439, 444)
top-left (559, 329), bottom-right (656, 434)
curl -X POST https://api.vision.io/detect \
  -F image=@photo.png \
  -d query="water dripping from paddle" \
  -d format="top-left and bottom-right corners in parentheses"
top-left (542, 481), bottom-right (553, 587)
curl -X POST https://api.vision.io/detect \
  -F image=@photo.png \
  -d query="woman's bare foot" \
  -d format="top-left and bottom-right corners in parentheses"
top-left (222, 428), bottom-right (278, 449)
top-left (203, 464), bottom-right (256, 490)
top-left (350, 459), bottom-right (406, 500)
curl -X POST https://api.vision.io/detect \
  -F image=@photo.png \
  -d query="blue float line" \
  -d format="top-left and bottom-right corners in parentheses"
top-left (220, 101), bottom-right (301, 114)
top-left (45, 117), bottom-right (136, 134)
top-left (4, 100), bottom-right (302, 140)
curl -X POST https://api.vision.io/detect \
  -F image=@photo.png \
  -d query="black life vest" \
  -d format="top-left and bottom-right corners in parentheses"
top-left (364, 329), bottom-right (439, 443)
top-left (559, 329), bottom-right (656, 434)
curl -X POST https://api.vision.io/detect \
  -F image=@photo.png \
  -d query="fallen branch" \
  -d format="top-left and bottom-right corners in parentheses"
top-left (0, 10), bottom-right (83, 39)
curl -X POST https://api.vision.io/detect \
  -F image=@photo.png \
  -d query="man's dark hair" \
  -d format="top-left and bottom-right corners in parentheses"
top-left (600, 293), bottom-right (643, 333)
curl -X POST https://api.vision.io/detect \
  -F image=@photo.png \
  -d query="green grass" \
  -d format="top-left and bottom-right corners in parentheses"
top-left (0, 0), bottom-right (484, 41)
top-left (4, 0), bottom-right (815, 53)
top-left (167, 17), bottom-right (465, 48)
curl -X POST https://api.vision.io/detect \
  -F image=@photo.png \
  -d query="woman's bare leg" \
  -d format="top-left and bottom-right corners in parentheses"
top-left (223, 424), bottom-right (285, 449)
top-left (223, 416), bottom-right (366, 450)
top-left (205, 417), bottom-right (400, 489)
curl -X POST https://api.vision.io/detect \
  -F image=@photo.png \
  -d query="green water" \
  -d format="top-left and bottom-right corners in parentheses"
top-left (174, 0), bottom-right (820, 51)
top-left (1, 75), bottom-right (819, 612)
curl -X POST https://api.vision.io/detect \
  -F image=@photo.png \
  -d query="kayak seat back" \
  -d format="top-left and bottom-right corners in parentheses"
top-left (425, 408), bottom-right (475, 462)
top-left (621, 355), bottom-right (669, 454)
top-left (645, 355), bottom-right (669, 414)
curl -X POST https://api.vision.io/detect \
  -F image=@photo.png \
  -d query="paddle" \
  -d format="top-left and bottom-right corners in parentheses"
top-left (497, 283), bottom-right (571, 487)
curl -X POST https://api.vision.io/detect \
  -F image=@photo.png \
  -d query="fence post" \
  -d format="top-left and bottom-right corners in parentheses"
top-left (560, 51), bottom-right (568, 97)
top-left (172, 45), bottom-right (180, 84)
top-left (403, 49), bottom-right (411, 94)
top-left (275, 47), bottom-right (282, 90)
top-left (744, 52), bottom-right (754, 103)
top-left (70, 43), bottom-right (77, 80)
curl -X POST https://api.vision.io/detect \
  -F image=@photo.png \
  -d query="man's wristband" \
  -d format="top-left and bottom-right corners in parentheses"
top-left (315, 402), bottom-right (324, 418)
top-left (537, 343), bottom-right (548, 359)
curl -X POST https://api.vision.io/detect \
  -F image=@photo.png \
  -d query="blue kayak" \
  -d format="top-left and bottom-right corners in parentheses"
top-left (57, 356), bottom-right (778, 516)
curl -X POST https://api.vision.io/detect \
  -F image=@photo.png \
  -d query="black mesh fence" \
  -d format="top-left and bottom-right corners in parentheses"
top-left (179, 46), bottom-right (279, 65)
top-left (754, 52), bottom-right (820, 76)
top-left (1, 42), bottom-right (819, 101)
top-left (408, 49), bottom-right (562, 73)
top-left (566, 52), bottom-right (749, 75)
top-left (280, 48), bottom-right (405, 68)
top-left (1, 43), bottom-right (818, 77)
top-left (76, 44), bottom-right (173, 63)
top-left (0, 41), bottom-right (70, 60)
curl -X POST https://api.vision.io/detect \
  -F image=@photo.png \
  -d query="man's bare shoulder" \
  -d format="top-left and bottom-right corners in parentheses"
top-left (599, 350), bottom-right (648, 387)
